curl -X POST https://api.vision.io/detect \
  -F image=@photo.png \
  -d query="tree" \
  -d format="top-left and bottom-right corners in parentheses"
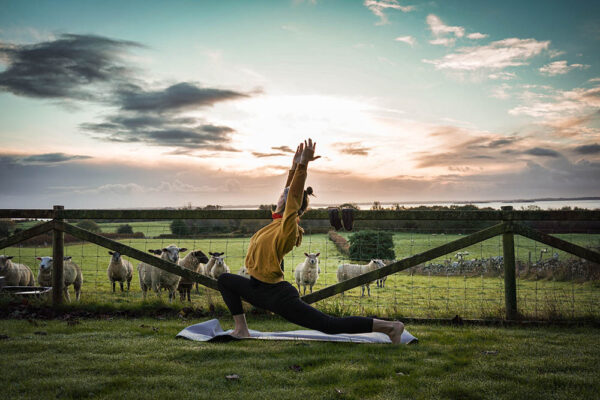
top-left (76, 220), bottom-right (101, 233)
top-left (170, 219), bottom-right (189, 236)
top-left (258, 204), bottom-right (276, 211)
top-left (348, 230), bottom-right (395, 261)
top-left (0, 219), bottom-right (15, 238)
top-left (203, 205), bottom-right (222, 210)
top-left (117, 224), bottom-right (134, 234)
top-left (371, 201), bottom-right (383, 210)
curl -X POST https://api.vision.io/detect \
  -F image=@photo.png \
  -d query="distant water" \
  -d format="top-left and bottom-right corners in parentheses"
top-left (225, 199), bottom-right (600, 210)
top-left (368, 200), bottom-right (600, 211)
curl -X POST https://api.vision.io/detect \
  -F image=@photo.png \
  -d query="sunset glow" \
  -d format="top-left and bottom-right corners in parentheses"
top-left (1, 0), bottom-right (599, 208)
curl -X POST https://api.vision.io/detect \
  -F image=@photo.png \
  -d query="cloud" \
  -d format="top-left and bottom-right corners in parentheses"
top-left (491, 84), bottom-right (511, 99)
top-left (538, 112), bottom-right (600, 138)
top-left (0, 34), bottom-right (140, 100)
top-left (78, 179), bottom-right (221, 195)
top-left (467, 32), bottom-right (488, 40)
top-left (573, 143), bottom-right (600, 155)
top-left (429, 38), bottom-right (456, 47)
top-left (394, 36), bottom-right (416, 46)
top-left (488, 72), bottom-right (516, 80)
top-left (412, 126), bottom-right (553, 170)
top-left (21, 153), bottom-right (92, 164)
top-left (364, 0), bottom-right (414, 25)
top-left (1, 152), bottom-right (599, 208)
top-left (426, 14), bottom-right (465, 39)
top-left (509, 85), bottom-right (600, 120)
top-left (1, 34), bottom-right (255, 155)
top-left (426, 14), bottom-right (466, 46)
top-left (271, 146), bottom-right (295, 153)
top-left (522, 147), bottom-right (561, 157)
top-left (334, 142), bottom-right (371, 156)
top-left (281, 25), bottom-right (301, 33)
top-left (84, 81), bottom-right (251, 152)
top-left (423, 38), bottom-right (550, 71)
top-left (81, 114), bottom-right (239, 151)
top-left (539, 60), bottom-right (590, 76)
top-left (251, 151), bottom-right (288, 158)
top-left (0, 152), bottom-right (92, 165)
top-left (116, 82), bottom-right (249, 112)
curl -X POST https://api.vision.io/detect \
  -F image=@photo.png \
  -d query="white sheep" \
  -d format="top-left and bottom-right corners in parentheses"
top-left (337, 259), bottom-right (385, 297)
top-left (150, 245), bottom-right (187, 302)
top-left (205, 252), bottom-right (230, 279)
top-left (0, 255), bottom-right (35, 286)
top-left (107, 251), bottom-right (133, 292)
top-left (376, 260), bottom-right (390, 288)
top-left (295, 252), bottom-right (320, 295)
top-left (36, 256), bottom-right (83, 301)
top-left (137, 249), bottom-right (161, 300)
top-left (238, 266), bottom-right (251, 279)
top-left (177, 250), bottom-right (209, 302)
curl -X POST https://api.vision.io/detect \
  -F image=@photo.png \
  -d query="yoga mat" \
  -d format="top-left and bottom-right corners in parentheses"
top-left (176, 319), bottom-right (418, 344)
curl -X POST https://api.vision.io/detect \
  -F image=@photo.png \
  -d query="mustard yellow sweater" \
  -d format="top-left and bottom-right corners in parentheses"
top-left (245, 164), bottom-right (307, 283)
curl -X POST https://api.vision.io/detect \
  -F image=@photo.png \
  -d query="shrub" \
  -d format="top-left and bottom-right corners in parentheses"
top-left (116, 224), bottom-right (134, 234)
top-left (348, 230), bottom-right (395, 261)
top-left (170, 219), bottom-right (189, 235)
top-left (76, 220), bottom-right (101, 233)
top-left (0, 219), bottom-right (16, 238)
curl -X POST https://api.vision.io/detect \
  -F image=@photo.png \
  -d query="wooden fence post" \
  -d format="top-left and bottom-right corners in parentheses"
top-left (501, 206), bottom-right (517, 319)
top-left (52, 205), bottom-right (64, 306)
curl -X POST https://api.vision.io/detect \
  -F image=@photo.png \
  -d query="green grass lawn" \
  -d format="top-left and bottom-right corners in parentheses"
top-left (95, 221), bottom-right (172, 237)
top-left (0, 316), bottom-right (599, 400)
top-left (4, 226), bottom-right (600, 319)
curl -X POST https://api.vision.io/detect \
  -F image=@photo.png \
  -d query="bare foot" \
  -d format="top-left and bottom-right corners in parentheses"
top-left (387, 321), bottom-right (404, 344)
top-left (230, 329), bottom-right (251, 339)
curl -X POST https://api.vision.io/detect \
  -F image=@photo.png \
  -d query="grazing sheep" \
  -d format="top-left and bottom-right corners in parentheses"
top-left (137, 249), bottom-right (161, 300)
top-left (150, 245), bottom-right (187, 302)
top-left (294, 252), bottom-right (320, 295)
top-left (36, 256), bottom-right (83, 301)
top-left (0, 255), bottom-right (35, 286)
top-left (337, 259), bottom-right (385, 297)
top-left (238, 266), bottom-right (251, 279)
top-left (205, 252), bottom-right (230, 279)
top-left (177, 250), bottom-right (209, 302)
top-left (107, 251), bottom-right (133, 292)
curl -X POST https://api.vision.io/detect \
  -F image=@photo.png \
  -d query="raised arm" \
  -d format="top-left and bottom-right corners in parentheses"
top-left (284, 144), bottom-right (303, 187)
top-left (282, 139), bottom-right (320, 218)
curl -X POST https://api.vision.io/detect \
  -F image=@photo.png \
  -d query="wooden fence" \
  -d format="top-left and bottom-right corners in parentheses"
top-left (1, 206), bottom-right (599, 320)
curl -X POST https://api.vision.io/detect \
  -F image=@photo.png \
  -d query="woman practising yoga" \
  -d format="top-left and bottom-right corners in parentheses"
top-left (217, 139), bottom-right (405, 344)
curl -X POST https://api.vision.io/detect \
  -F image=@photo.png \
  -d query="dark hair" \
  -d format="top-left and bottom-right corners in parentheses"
top-left (298, 186), bottom-right (314, 217)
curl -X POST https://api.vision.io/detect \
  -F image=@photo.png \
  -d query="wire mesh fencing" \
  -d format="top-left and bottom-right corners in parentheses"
top-left (1, 217), bottom-right (599, 320)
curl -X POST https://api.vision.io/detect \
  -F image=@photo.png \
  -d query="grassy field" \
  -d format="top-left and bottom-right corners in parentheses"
top-left (96, 221), bottom-right (172, 237)
top-left (3, 226), bottom-right (600, 319)
top-left (0, 316), bottom-right (599, 400)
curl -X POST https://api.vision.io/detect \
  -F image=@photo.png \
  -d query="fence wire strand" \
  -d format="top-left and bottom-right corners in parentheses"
top-left (1, 218), bottom-right (599, 320)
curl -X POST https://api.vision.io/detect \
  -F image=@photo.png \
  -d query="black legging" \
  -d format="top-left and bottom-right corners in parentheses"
top-left (217, 273), bottom-right (373, 334)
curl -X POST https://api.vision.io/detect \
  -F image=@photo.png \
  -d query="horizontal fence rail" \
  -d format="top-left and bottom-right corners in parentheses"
top-left (1, 206), bottom-right (599, 320)
top-left (2, 209), bottom-right (600, 220)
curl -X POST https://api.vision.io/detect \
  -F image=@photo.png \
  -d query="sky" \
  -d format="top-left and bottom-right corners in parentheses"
top-left (0, 0), bottom-right (599, 208)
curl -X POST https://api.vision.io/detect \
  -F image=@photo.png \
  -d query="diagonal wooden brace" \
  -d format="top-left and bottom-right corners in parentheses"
top-left (512, 222), bottom-right (600, 264)
top-left (302, 222), bottom-right (509, 304)
top-left (0, 220), bottom-right (55, 250)
top-left (55, 221), bottom-right (219, 290)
